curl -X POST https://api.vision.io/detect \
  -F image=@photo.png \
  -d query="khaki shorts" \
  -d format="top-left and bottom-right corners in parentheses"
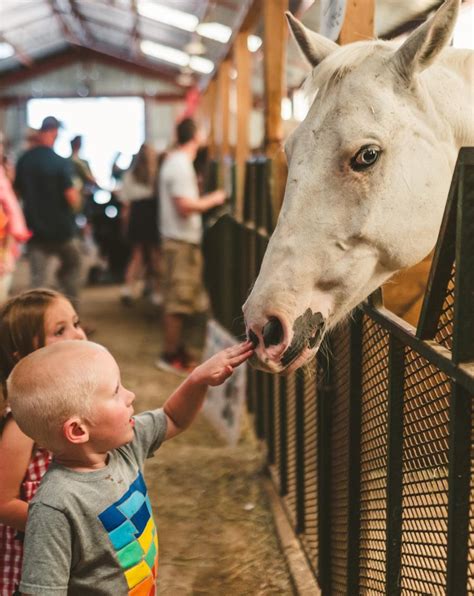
top-left (161, 238), bottom-right (208, 315)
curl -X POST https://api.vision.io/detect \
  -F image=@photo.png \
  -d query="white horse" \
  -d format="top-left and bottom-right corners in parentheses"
top-left (243, 0), bottom-right (473, 374)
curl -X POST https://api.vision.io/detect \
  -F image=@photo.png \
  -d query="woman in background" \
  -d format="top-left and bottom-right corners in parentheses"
top-left (119, 143), bottom-right (161, 306)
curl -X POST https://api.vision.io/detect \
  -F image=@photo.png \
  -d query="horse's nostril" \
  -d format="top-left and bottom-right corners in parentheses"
top-left (262, 317), bottom-right (284, 348)
top-left (248, 329), bottom-right (259, 348)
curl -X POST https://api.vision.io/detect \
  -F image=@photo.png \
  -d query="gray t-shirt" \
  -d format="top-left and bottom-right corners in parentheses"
top-left (159, 150), bottom-right (202, 245)
top-left (19, 410), bottom-right (167, 595)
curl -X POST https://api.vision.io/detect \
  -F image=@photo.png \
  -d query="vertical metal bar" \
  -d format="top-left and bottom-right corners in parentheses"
top-left (446, 149), bottom-right (474, 594)
top-left (295, 373), bottom-right (306, 534)
top-left (416, 168), bottom-right (458, 340)
top-left (386, 335), bottom-right (404, 595)
top-left (452, 149), bottom-right (474, 364)
top-left (266, 375), bottom-right (276, 465)
top-left (347, 312), bottom-right (363, 595)
top-left (446, 382), bottom-right (471, 595)
top-left (317, 339), bottom-right (333, 594)
top-left (255, 371), bottom-right (265, 439)
top-left (279, 376), bottom-right (288, 496)
top-left (246, 367), bottom-right (255, 413)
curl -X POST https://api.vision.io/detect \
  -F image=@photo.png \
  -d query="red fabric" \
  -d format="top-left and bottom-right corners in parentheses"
top-left (180, 87), bottom-right (200, 119)
top-left (0, 166), bottom-right (31, 277)
top-left (0, 445), bottom-right (52, 595)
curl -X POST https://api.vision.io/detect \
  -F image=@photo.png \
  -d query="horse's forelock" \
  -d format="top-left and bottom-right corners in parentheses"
top-left (303, 42), bottom-right (393, 99)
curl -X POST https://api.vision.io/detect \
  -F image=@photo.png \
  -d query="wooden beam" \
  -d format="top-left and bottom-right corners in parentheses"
top-left (0, 48), bottom-right (80, 85)
top-left (69, 0), bottom-right (93, 45)
top-left (206, 79), bottom-right (218, 160)
top-left (0, 92), bottom-right (183, 107)
top-left (130, 0), bottom-right (140, 57)
top-left (338, 0), bottom-right (375, 45)
top-left (217, 58), bottom-right (231, 157)
top-left (263, 0), bottom-right (288, 157)
top-left (0, 34), bottom-right (33, 68)
top-left (5, 14), bottom-right (50, 34)
top-left (0, 45), bottom-right (183, 88)
top-left (234, 31), bottom-right (251, 221)
top-left (240, 0), bottom-right (262, 32)
top-left (49, 0), bottom-right (82, 45)
top-left (263, 0), bottom-right (288, 218)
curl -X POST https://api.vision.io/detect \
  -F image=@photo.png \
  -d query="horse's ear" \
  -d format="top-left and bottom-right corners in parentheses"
top-left (391, 0), bottom-right (460, 80)
top-left (285, 12), bottom-right (338, 68)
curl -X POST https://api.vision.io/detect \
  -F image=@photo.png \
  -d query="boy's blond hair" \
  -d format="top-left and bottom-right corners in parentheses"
top-left (8, 341), bottom-right (107, 451)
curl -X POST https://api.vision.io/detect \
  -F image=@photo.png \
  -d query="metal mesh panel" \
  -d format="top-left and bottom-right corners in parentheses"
top-left (468, 395), bottom-right (474, 594)
top-left (329, 324), bottom-right (351, 595)
top-left (359, 317), bottom-right (389, 593)
top-left (300, 360), bottom-right (318, 573)
top-left (401, 348), bottom-right (450, 594)
top-left (284, 373), bottom-right (298, 528)
top-left (434, 264), bottom-right (455, 351)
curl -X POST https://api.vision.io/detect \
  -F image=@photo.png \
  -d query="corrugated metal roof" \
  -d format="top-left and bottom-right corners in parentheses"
top-left (0, 0), bottom-right (251, 88)
top-left (0, 0), bottom-right (450, 92)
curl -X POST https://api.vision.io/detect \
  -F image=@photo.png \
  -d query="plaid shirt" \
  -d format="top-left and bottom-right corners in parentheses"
top-left (0, 438), bottom-right (51, 595)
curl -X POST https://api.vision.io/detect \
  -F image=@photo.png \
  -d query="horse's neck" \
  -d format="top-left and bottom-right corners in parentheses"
top-left (427, 49), bottom-right (474, 147)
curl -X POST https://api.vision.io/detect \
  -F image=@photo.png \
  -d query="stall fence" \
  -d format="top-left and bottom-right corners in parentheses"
top-left (202, 148), bottom-right (474, 595)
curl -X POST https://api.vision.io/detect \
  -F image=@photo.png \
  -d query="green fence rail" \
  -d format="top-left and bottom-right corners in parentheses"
top-left (202, 148), bottom-right (474, 595)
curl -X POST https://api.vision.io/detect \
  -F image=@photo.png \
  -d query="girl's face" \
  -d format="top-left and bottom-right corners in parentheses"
top-left (43, 297), bottom-right (87, 346)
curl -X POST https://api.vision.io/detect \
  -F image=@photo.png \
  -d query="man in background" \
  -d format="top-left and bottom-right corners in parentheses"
top-left (70, 134), bottom-right (96, 210)
top-left (15, 116), bottom-right (82, 307)
top-left (157, 118), bottom-right (226, 375)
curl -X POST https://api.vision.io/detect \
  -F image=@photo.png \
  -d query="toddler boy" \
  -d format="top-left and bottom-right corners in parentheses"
top-left (8, 339), bottom-right (253, 595)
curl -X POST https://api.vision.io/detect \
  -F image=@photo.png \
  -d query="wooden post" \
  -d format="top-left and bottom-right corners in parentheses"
top-left (263, 0), bottom-right (288, 220)
top-left (207, 78), bottom-right (218, 160)
top-left (217, 58), bottom-right (231, 158)
top-left (234, 31), bottom-right (251, 221)
top-left (338, 0), bottom-right (375, 44)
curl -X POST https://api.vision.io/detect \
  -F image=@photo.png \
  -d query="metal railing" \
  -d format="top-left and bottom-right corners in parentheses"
top-left (202, 148), bottom-right (474, 595)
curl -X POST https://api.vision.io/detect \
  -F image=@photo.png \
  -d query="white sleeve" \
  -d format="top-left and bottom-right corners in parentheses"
top-left (168, 158), bottom-right (197, 200)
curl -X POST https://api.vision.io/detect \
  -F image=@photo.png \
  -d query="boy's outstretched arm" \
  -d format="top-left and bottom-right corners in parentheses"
top-left (163, 340), bottom-right (254, 440)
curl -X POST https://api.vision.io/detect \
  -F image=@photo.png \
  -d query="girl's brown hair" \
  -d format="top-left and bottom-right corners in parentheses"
top-left (0, 289), bottom-right (61, 405)
top-left (131, 143), bottom-right (157, 186)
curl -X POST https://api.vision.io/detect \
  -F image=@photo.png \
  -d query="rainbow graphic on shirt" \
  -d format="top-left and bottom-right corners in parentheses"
top-left (98, 472), bottom-right (158, 595)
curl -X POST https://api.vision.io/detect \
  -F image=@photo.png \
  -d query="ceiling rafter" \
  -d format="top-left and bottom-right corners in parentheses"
top-left (48, 0), bottom-right (82, 45)
top-left (79, 43), bottom-right (185, 86)
top-left (0, 44), bottom-right (185, 91)
top-left (1, 14), bottom-right (51, 35)
top-left (0, 33), bottom-right (33, 68)
top-left (68, 0), bottom-right (93, 45)
top-left (80, 9), bottom-right (191, 52)
top-left (130, 0), bottom-right (141, 57)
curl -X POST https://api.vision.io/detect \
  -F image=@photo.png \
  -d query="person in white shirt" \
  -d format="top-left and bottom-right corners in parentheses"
top-left (157, 118), bottom-right (225, 375)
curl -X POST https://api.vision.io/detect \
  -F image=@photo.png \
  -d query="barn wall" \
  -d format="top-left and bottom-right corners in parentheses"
top-left (0, 59), bottom-right (184, 156)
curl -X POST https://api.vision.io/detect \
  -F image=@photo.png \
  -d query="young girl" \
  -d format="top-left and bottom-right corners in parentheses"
top-left (0, 289), bottom-right (86, 595)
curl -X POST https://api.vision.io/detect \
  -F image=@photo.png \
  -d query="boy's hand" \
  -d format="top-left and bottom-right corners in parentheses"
top-left (191, 341), bottom-right (254, 387)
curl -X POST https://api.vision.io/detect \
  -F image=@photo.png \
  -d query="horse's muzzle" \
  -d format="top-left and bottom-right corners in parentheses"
top-left (246, 308), bottom-right (326, 373)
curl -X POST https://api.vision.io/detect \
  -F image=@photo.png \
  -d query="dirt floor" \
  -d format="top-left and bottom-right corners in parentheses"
top-left (48, 280), bottom-right (294, 596)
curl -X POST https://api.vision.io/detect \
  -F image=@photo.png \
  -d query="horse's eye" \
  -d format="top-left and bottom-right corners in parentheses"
top-left (351, 145), bottom-right (381, 171)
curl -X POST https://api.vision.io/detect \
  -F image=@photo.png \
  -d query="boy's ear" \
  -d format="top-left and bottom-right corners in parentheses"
top-left (63, 417), bottom-right (89, 444)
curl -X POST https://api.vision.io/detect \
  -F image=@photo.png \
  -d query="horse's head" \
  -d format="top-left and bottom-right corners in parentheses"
top-left (244, 0), bottom-right (464, 373)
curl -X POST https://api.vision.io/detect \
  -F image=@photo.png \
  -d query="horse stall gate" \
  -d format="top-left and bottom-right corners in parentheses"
top-left (202, 148), bottom-right (474, 595)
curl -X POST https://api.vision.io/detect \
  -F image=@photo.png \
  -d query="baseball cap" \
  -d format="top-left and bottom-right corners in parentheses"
top-left (39, 116), bottom-right (63, 131)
